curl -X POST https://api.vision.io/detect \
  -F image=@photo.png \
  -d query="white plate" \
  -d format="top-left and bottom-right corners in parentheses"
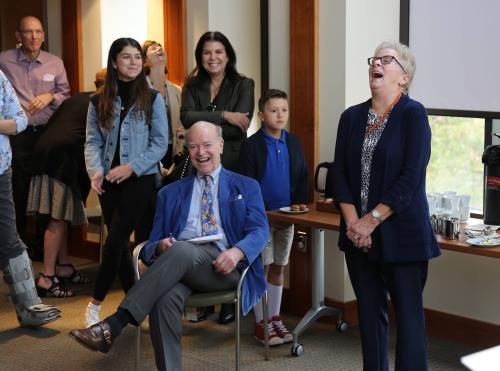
top-left (466, 224), bottom-right (500, 232)
top-left (466, 237), bottom-right (500, 247)
top-left (279, 206), bottom-right (309, 214)
top-left (187, 234), bottom-right (223, 245)
top-left (464, 229), bottom-right (487, 237)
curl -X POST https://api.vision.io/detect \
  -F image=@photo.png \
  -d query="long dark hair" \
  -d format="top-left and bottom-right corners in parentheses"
top-left (185, 31), bottom-right (243, 88)
top-left (98, 38), bottom-right (152, 129)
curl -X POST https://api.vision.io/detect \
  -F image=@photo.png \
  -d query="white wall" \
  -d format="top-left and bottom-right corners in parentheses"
top-left (186, 0), bottom-right (209, 73)
top-left (81, 0), bottom-right (165, 91)
top-left (345, 0), bottom-right (399, 108)
top-left (100, 0), bottom-right (148, 66)
top-left (426, 251), bottom-right (500, 324)
top-left (318, 0), bottom-right (345, 167)
top-left (319, 0), bottom-right (351, 302)
top-left (147, 0), bottom-right (164, 47)
top-left (81, 0), bottom-right (103, 91)
top-left (208, 0), bottom-right (261, 135)
top-left (268, 0), bottom-right (290, 97)
top-left (317, 0), bottom-right (399, 302)
top-left (46, 0), bottom-right (62, 58)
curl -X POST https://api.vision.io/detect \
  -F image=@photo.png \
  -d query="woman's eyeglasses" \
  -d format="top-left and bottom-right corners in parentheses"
top-left (367, 55), bottom-right (407, 74)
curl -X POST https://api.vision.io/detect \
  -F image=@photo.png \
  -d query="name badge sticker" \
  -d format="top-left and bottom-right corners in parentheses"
top-left (42, 73), bottom-right (55, 82)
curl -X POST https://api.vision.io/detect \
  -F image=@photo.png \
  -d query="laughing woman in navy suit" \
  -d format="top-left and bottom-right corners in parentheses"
top-left (331, 41), bottom-right (440, 371)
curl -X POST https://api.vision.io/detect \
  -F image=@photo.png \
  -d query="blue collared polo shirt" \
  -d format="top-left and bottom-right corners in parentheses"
top-left (259, 128), bottom-right (291, 210)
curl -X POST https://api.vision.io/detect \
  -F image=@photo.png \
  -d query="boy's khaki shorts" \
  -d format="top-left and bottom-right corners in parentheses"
top-left (262, 224), bottom-right (295, 266)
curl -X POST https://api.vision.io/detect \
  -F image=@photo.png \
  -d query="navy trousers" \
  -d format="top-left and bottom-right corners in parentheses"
top-left (345, 248), bottom-right (429, 371)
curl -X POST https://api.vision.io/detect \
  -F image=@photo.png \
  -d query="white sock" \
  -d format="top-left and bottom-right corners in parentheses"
top-left (87, 302), bottom-right (101, 311)
top-left (267, 283), bottom-right (283, 319)
top-left (85, 302), bottom-right (101, 328)
top-left (253, 298), bottom-right (264, 323)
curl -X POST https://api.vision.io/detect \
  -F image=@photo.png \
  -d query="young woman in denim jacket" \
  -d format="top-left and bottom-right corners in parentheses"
top-left (83, 38), bottom-right (168, 328)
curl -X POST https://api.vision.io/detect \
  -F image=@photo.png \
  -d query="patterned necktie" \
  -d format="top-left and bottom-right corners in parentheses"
top-left (200, 175), bottom-right (218, 236)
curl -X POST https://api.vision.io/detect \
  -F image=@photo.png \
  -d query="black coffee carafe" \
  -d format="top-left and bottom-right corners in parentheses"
top-left (314, 162), bottom-right (333, 198)
top-left (482, 134), bottom-right (500, 224)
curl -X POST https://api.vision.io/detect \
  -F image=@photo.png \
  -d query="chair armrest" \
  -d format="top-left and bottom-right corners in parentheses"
top-left (133, 241), bottom-right (148, 281)
top-left (236, 264), bottom-right (251, 297)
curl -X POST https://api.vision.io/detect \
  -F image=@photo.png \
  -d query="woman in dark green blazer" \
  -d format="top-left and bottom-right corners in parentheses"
top-left (181, 31), bottom-right (254, 173)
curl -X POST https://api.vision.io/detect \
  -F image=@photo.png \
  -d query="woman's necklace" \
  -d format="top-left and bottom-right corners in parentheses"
top-left (152, 80), bottom-right (166, 97)
top-left (210, 79), bottom-right (223, 100)
top-left (366, 93), bottom-right (403, 136)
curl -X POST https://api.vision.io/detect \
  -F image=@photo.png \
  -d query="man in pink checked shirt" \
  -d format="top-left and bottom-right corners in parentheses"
top-left (0, 15), bottom-right (70, 249)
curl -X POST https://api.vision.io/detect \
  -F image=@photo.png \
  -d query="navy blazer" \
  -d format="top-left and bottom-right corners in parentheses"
top-left (141, 167), bottom-right (269, 315)
top-left (331, 94), bottom-right (440, 263)
top-left (239, 129), bottom-right (308, 207)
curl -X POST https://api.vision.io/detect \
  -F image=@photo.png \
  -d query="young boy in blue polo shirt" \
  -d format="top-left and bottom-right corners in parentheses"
top-left (240, 89), bottom-right (307, 346)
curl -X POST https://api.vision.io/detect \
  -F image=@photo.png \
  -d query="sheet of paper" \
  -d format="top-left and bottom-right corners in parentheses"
top-left (461, 345), bottom-right (500, 370)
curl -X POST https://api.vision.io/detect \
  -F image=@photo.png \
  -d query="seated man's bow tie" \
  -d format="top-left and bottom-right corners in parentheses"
top-left (200, 175), bottom-right (218, 236)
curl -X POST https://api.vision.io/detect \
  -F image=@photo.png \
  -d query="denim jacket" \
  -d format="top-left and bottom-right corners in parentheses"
top-left (84, 91), bottom-right (168, 178)
top-left (0, 69), bottom-right (28, 175)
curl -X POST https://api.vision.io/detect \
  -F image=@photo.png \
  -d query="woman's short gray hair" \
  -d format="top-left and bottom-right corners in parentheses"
top-left (374, 41), bottom-right (416, 93)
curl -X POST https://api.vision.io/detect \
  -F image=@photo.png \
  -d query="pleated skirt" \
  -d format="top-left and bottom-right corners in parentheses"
top-left (27, 174), bottom-right (87, 226)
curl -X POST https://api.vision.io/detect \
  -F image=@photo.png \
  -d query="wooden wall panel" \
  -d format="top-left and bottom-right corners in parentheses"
top-left (61, 0), bottom-right (83, 93)
top-left (283, 0), bottom-right (318, 317)
top-left (164, 0), bottom-right (186, 86)
top-left (290, 0), bottom-right (318, 203)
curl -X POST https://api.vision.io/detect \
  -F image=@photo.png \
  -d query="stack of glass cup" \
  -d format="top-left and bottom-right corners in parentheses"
top-left (427, 192), bottom-right (471, 239)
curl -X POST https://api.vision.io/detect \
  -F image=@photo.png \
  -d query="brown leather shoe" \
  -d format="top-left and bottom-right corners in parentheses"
top-left (69, 321), bottom-right (114, 353)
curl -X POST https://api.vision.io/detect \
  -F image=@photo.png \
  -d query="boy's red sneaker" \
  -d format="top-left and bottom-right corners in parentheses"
top-left (271, 315), bottom-right (293, 343)
top-left (254, 320), bottom-right (283, 346)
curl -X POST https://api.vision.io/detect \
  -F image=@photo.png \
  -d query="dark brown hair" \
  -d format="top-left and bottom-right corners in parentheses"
top-left (185, 31), bottom-right (242, 88)
top-left (258, 89), bottom-right (288, 112)
top-left (97, 38), bottom-right (152, 129)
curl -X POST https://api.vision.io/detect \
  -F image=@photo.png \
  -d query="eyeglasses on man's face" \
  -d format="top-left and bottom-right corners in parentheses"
top-left (18, 29), bottom-right (44, 36)
top-left (367, 55), bottom-right (407, 74)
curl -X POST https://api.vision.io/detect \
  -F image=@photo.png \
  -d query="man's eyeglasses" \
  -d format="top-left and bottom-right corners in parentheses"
top-left (367, 55), bottom-right (406, 74)
top-left (18, 29), bottom-right (44, 36)
top-left (207, 103), bottom-right (217, 111)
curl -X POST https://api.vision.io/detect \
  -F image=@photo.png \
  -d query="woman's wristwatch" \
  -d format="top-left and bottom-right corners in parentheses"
top-left (371, 209), bottom-right (384, 224)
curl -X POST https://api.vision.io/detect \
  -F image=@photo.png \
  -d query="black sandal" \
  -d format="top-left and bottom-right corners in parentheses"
top-left (56, 263), bottom-right (91, 284)
top-left (36, 273), bottom-right (75, 298)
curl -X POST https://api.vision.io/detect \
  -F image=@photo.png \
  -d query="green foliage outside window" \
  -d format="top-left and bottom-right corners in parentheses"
top-left (426, 116), bottom-right (484, 211)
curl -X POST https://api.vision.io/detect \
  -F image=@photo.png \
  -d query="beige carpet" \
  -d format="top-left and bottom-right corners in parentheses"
top-left (0, 259), bottom-right (479, 370)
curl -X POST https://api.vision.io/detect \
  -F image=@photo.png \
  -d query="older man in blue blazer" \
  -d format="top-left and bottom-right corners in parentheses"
top-left (70, 121), bottom-right (269, 371)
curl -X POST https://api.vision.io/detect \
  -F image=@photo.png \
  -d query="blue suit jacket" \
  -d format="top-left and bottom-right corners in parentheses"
top-left (331, 94), bottom-right (440, 262)
top-left (141, 167), bottom-right (269, 315)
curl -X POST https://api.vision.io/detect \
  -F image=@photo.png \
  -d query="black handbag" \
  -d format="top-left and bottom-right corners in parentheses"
top-left (162, 148), bottom-right (193, 186)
